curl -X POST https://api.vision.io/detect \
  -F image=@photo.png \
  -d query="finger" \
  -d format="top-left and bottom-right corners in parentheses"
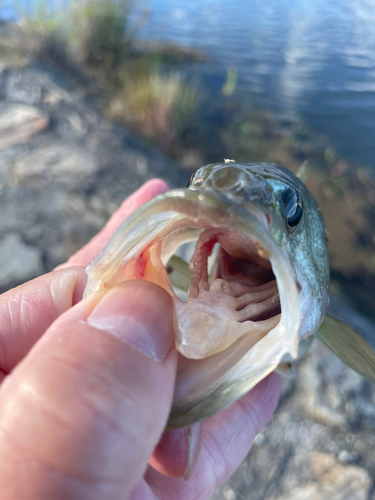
top-left (0, 267), bottom-right (87, 374)
top-left (0, 280), bottom-right (178, 500)
top-left (0, 180), bottom-right (169, 374)
top-left (149, 423), bottom-right (203, 479)
top-left (63, 179), bottom-right (170, 268)
top-left (131, 373), bottom-right (281, 500)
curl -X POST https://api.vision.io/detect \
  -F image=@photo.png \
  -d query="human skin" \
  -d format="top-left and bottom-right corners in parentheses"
top-left (0, 179), bottom-right (281, 500)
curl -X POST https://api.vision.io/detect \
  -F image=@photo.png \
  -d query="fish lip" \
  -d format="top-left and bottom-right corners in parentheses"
top-left (84, 188), bottom-right (301, 427)
top-left (86, 185), bottom-right (301, 352)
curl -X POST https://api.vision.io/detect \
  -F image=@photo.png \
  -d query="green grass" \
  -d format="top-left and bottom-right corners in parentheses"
top-left (18, 1), bottom-right (66, 38)
top-left (66, 0), bottom-right (135, 67)
top-left (18, 0), bottom-right (139, 67)
top-left (17, 0), bottom-right (198, 153)
top-left (109, 70), bottom-right (197, 152)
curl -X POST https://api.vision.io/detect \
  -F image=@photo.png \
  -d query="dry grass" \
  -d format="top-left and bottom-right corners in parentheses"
top-left (18, 0), bottom-right (140, 67)
top-left (66, 0), bottom-right (136, 67)
top-left (109, 70), bottom-right (197, 151)
top-left (17, 0), bottom-right (197, 152)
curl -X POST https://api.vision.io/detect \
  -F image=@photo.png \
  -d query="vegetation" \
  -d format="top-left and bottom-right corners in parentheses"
top-left (18, 1), bottom-right (65, 37)
top-left (109, 70), bottom-right (197, 151)
top-left (17, 0), bottom-right (201, 151)
top-left (14, 0), bottom-right (375, 315)
top-left (67, 0), bottom-right (133, 67)
top-left (19, 0), bottom-right (140, 64)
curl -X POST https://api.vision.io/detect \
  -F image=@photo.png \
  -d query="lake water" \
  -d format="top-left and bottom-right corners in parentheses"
top-left (1, 0), bottom-right (375, 313)
top-left (138, 0), bottom-right (375, 170)
top-left (2, 0), bottom-right (375, 169)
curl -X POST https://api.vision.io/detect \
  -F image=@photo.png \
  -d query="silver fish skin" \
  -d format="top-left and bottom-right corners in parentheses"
top-left (188, 162), bottom-right (329, 339)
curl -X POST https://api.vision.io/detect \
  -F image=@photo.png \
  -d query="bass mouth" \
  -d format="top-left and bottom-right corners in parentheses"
top-left (170, 227), bottom-right (282, 361)
top-left (84, 188), bottom-right (301, 427)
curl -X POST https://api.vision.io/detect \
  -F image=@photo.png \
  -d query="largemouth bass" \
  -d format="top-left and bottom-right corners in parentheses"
top-left (84, 162), bottom-right (375, 428)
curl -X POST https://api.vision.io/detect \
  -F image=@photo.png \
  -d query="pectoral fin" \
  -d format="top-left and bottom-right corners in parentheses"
top-left (316, 314), bottom-right (375, 383)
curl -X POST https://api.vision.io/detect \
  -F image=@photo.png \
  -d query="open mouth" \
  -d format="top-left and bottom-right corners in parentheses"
top-left (172, 228), bottom-right (281, 360)
top-left (84, 188), bottom-right (300, 427)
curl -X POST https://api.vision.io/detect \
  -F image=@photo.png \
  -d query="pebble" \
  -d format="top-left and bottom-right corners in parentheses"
top-left (0, 104), bottom-right (49, 150)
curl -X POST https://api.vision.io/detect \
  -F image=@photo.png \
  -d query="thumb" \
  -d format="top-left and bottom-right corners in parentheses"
top-left (0, 281), bottom-right (177, 500)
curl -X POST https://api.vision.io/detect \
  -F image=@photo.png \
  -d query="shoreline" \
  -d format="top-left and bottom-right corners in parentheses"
top-left (1, 20), bottom-right (375, 500)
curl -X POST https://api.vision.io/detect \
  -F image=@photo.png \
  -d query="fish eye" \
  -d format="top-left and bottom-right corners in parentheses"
top-left (281, 188), bottom-right (303, 228)
top-left (287, 204), bottom-right (303, 227)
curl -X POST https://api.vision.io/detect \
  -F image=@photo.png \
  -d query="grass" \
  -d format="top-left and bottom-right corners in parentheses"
top-left (18, 0), bottom-right (141, 67)
top-left (221, 108), bottom-right (281, 161)
top-left (16, 0), bottom-right (199, 153)
top-left (13, 0), bottom-right (375, 303)
top-left (109, 69), bottom-right (197, 152)
top-left (18, 1), bottom-right (65, 37)
top-left (66, 0), bottom-right (136, 67)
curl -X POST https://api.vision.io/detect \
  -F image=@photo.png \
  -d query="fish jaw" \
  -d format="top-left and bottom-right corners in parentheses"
top-left (188, 162), bottom-right (329, 340)
top-left (84, 188), bottom-right (301, 427)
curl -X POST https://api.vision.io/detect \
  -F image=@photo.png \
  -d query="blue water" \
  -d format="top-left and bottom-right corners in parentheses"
top-left (138, 0), bottom-right (375, 169)
top-left (2, 0), bottom-right (375, 168)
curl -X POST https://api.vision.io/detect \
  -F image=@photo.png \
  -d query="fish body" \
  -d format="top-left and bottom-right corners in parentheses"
top-left (84, 162), bottom-right (374, 428)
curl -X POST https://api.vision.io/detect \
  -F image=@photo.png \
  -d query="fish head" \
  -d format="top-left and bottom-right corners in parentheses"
top-left (84, 162), bottom-right (329, 427)
top-left (187, 162), bottom-right (329, 339)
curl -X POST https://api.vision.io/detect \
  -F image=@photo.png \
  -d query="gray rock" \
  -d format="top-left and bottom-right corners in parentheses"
top-left (13, 143), bottom-right (99, 190)
top-left (0, 104), bottom-right (49, 150)
top-left (211, 340), bottom-right (375, 500)
top-left (269, 453), bottom-right (371, 500)
top-left (0, 233), bottom-right (43, 288)
top-left (5, 68), bottom-right (43, 105)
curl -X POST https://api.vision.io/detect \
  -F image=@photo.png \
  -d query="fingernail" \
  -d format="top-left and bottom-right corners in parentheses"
top-left (149, 422), bottom-right (203, 479)
top-left (87, 281), bottom-right (174, 362)
top-left (183, 422), bottom-right (203, 481)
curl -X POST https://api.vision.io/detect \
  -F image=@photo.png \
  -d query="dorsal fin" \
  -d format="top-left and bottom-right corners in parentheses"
top-left (296, 160), bottom-right (308, 183)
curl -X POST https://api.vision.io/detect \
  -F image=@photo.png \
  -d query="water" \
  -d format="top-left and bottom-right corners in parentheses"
top-left (140, 0), bottom-right (375, 169)
top-left (3, 0), bottom-right (375, 167)
top-left (1, 0), bottom-right (374, 314)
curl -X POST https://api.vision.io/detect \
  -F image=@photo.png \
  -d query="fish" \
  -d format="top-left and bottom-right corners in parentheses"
top-left (84, 162), bottom-right (375, 429)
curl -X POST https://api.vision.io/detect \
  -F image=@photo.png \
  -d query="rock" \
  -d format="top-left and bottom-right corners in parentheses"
top-left (0, 104), bottom-right (49, 150)
top-left (272, 453), bottom-right (371, 500)
top-left (291, 349), bottom-right (348, 428)
top-left (0, 233), bottom-right (43, 288)
top-left (211, 338), bottom-right (375, 500)
top-left (5, 68), bottom-right (43, 105)
top-left (13, 144), bottom-right (99, 190)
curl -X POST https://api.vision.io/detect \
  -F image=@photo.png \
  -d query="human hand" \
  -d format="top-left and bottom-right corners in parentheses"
top-left (0, 179), bottom-right (281, 500)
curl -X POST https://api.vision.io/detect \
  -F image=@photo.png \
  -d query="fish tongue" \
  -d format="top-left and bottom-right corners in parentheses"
top-left (175, 227), bottom-right (281, 359)
top-left (173, 290), bottom-right (280, 359)
top-left (174, 273), bottom-right (280, 360)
